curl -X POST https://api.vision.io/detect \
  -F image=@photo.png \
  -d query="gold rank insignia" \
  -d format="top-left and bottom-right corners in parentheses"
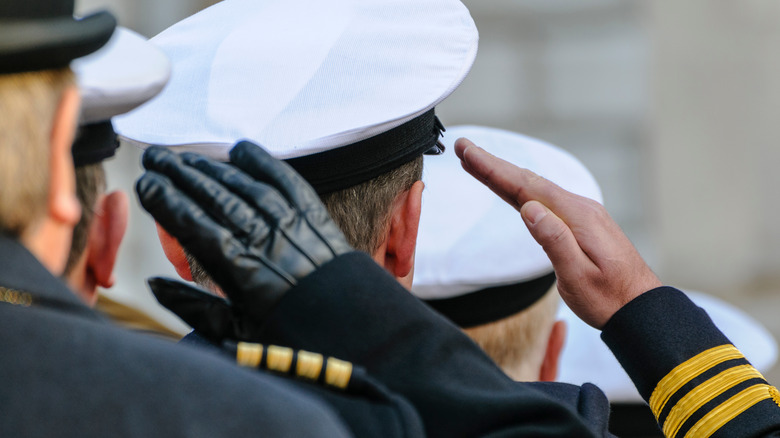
top-left (650, 344), bottom-right (780, 437)
top-left (234, 341), bottom-right (353, 390)
top-left (0, 287), bottom-right (33, 307)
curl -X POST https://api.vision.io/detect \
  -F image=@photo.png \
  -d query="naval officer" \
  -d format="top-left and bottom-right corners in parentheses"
top-left (135, 120), bottom-right (780, 438)
top-left (0, 1), bottom-right (357, 436)
top-left (454, 138), bottom-right (780, 438)
top-left (122, 1), bottom-right (780, 436)
top-left (56, 18), bottom-right (426, 438)
top-left (119, 0), bottom-right (616, 436)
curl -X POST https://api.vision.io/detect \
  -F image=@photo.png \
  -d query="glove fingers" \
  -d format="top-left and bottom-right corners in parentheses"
top-left (181, 152), bottom-right (295, 228)
top-left (137, 170), bottom-right (297, 313)
top-left (136, 171), bottom-right (249, 292)
top-left (143, 147), bottom-right (265, 239)
top-left (229, 141), bottom-right (323, 214)
top-left (148, 277), bottom-right (235, 342)
top-left (228, 142), bottom-right (351, 257)
top-left (180, 154), bottom-right (316, 265)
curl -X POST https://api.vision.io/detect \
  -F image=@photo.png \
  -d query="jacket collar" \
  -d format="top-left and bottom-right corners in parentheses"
top-left (0, 232), bottom-right (100, 319)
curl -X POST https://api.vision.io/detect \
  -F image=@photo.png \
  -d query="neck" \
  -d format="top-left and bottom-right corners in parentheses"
top-left (20, 218), bottom-right (72, 276)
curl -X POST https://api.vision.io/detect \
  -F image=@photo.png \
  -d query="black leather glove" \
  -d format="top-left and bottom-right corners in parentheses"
top-left (136, 141), bottom-right (352, 340)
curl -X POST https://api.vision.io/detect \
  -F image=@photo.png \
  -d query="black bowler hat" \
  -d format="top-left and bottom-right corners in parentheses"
top-left (0, 0), bottom-right (116, 75)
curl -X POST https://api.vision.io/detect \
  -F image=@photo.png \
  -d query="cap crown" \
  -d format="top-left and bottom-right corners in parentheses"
top-left (115, 0), bottom-right (477, 161)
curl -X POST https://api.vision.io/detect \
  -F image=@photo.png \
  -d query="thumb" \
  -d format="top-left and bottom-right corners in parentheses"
top-left (148, 277), bottom-right (235, 342)
top-left (521, 201), bottom-right (588, 275)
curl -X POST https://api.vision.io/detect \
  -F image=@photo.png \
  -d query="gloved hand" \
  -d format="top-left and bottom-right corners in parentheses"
top-left (136, 141), bottom-right (352, 340)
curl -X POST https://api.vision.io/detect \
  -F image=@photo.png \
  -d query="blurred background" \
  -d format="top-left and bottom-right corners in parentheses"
top-left (75, 0), bottom-right (780, 383)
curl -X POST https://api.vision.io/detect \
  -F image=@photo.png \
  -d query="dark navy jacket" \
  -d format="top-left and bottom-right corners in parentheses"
top-left (188, 252), bottom-right (614, 437)
top-left (0, 234), bottom-right (353, 437)
top-left (204, 251), bottom-right (780, 438)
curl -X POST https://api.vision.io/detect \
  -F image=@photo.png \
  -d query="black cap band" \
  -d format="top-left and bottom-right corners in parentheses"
top-left (72, 121), bottom-right (119, 166)
top-left (423, 272), bottom-right (558, 328)
top-left (285, 108), bottom-right (444, 195)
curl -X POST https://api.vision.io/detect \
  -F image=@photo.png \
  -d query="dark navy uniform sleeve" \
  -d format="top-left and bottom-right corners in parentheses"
top-left (601, 286), bottom-right (780, 438)
top-left (254, 251), bottom-right (613, 438)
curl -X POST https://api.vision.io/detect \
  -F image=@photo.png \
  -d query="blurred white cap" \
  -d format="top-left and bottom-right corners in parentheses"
top-left (73, 27), bottom-right (170, 125)
top-left (70, 27), bottom-right (170, 165)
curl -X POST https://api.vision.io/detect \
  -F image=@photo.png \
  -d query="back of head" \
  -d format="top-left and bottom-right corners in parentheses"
top-left (321, 156), bottom-right (423, 253)
top-left (63, 27), bottom-right (170, 276)
top-left (411, 125), bottom-right (603, 380)
top-left (464, 285), bottom-right (559, 381)
top-left (0, 69), bottom-right (73, 236)
top-left (0, 0), bottom-right (115, 238)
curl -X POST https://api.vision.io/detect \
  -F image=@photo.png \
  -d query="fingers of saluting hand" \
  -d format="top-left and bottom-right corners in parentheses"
top-left (454, 137), bottom-right (609, 257)
top-left (135, 170), bottom-right (243, 272)
top-left (520, 200), bottom-right (592, 278)
top-left (455, 137), bottom-right (573, 215)
top-left (229, 141), bottom-right (322, 213)
top-left (179, 152), bottom-right (294, 235)
top-left (520, 200), bottom-right (619, 328)
top-left (455, 138), bottom-right (662, 328)
top-left (228, 141), bottom-right (352, 258)
top-left (142, 147), bottom-right (270, 239)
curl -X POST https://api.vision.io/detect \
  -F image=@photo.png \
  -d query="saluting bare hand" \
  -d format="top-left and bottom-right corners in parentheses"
top-left (454, 138), bottom-right (662, 329)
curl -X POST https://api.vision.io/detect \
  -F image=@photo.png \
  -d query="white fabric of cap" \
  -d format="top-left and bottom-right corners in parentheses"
top-left (558, 291), bottom-right (779, 402)
top-left (411, 125), bottom-right (603, 299)
top-left (113, 0), bottom-right (478, 160)
top-left (72, 27), bottom-right (171, 124)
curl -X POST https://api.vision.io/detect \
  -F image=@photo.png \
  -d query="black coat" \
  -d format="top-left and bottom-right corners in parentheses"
top-left (231, 252), bottom-right (615, 438)
top-left (0, 233), bottom-right (357, 437)
top-left (242, 251), bottom-right (780, 438)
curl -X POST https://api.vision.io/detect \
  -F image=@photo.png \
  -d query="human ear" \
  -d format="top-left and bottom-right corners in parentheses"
top-left (539, 320), bottom-right (567, 382)
top-left (383, 180), bottom-right (424, 283)
top-left (87, 190), bottom-right (129, 290)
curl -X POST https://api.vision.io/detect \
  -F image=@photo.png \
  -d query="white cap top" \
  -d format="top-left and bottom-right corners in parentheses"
top-left (412, 125), bottom-right (603, 301)
top-left (72, 27), bottom-right (171, 125)
top-left (113, 0), bottom-right (478, 166)
top-left (558, 291), bottom-right (779, 402)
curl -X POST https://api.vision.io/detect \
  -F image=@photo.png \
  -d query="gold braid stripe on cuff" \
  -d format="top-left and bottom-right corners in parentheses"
top-left (661, 364), bottom-right (764, 437)
top-left (684, 384), bottom-right (775, 438)
top-left (649, 345), bottom-right (743, 418)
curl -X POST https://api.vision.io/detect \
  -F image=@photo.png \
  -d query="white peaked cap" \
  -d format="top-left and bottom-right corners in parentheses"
top-left (558, 291), bottom-right (779, 402)
top-left (114, 0), bottom-right (478, 193)
top-left (411, 125), bottom-right (602, 326)
top-left (70, 27), bottom-right (171, 166)
top-left (72, 27), bottom-right (171, 125)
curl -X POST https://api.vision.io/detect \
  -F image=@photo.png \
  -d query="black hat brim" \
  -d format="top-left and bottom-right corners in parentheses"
top-left (0, 11), bottom-right (116, 75)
